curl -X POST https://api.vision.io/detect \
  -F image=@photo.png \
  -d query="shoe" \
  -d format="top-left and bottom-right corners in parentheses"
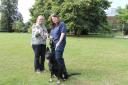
top-left (40, 69), bottom-right (46, 73)
top-left (35, 70), bottom-right (41, 74)
top-left (49, 78), bottom-right (53, 82)
top-left (56, 80), bottom-right (60, 85)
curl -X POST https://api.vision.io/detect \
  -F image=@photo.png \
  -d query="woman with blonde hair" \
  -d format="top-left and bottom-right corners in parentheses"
top-left (31, 15), bottom-right (48, 73)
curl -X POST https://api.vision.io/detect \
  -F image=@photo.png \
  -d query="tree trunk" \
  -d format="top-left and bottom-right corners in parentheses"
top-left (122, 23), bottom-right (124, 36)
top-left (74, 28), bottom-right (78, 35)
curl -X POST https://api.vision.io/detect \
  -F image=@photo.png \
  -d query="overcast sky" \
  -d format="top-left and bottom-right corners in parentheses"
top-left (109, 0), bottom-right (128, 8)
top-left (18, 0), bottom-right (35, 22)
top-left (18, 0), bottom-right (128, 22)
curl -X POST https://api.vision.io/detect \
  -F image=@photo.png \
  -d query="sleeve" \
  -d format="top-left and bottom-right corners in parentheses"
top-left (32, 24), bottom-right (36, 38)
top-left (60, 22), bottom-right (67, 34)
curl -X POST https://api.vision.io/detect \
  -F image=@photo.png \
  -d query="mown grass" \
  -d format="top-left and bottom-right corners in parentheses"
top-left (0, 33), bottom-right (128, 85)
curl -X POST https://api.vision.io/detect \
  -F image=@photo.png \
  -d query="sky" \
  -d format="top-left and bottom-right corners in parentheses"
top-left (18, 0), bottom-right (35, 22)
top-left (18, 0), bottom-right (128, 22)
top-left (109, 0), bottom-right (128, 8)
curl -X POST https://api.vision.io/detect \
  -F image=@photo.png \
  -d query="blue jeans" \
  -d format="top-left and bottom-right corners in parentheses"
top-left (54, 41), bottom-right (68, 75)
top-left (55, 50), bottom-right (67, 74)
top-left (32, 44), bottom-right (46, 71)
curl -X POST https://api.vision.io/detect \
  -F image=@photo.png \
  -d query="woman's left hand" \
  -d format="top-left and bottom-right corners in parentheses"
top-left (55, 42), bottom-right (60, 50)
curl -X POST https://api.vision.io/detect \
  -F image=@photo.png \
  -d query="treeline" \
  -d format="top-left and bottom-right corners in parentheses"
top-left (0, 0), bottom-right (112, 35)
top-left (0, 0), bottom-right (23, 32)
top-left (116, 5), bottom-right (128, 35)
top-left (30, 0), bottom-right (111, 35)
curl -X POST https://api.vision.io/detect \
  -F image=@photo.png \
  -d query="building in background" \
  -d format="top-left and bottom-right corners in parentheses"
top-left (106, 8), bottom-right (119, 24)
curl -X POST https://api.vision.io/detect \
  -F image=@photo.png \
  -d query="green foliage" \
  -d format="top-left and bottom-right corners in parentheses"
top-left (0, 0), bottom-right (23, 32)
top-left (116, 5), bottom-right (128, 35)
top-left (29, 0), bottom-right (52, 24)
top-left (24, 21), bottom-right (32, 33)
top-left (116, 6), bottom-right (128, 23)
top-left (12, 20), bottom-right (24, 32)
top-left (0, 12), bottom-right (8, 31)
top-left (30, 0), bottom-right (111, 35)
top-left (123, 23), bottom-right (128, 35)
top-left (59, 0), bottom-right (110, 35)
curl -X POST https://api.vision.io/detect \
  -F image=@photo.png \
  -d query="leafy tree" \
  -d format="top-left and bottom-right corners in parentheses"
top-left (30, 0), bottom-right (46, 22)
top-left (117, 5), bottom-right (128, 23)
top-left (24, 21), bottom-right (31, 32)
top-left (116, 5), bottom-right (128, 35)
top-left (59, 0), bottom-right (110, 35)
top-left (30, 0), bottom-right (111, 35)
top-left (12, 20), bottom-right (24, 32)
top-left (0, 0), bottom-right (22, 32)
top-left (30, 0), bottom-right (53, 28)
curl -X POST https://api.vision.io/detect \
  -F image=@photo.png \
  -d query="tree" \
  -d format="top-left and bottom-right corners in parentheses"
top-left (117, 6), bottom-right (128, 23)
top-left (30, 0), bottom-right (53, 28)
top-left (30, 0), bottom-right (111, 35)
top-left (24, 21), bottom-right (31, 32)
top-left (59, 0), bottom-right (111, 35)
top-left (12, 20), bottom-right (24, 32)
top-left (116, 5), bottom-right (128, 35)
top-left (0, 0), bottom-right (22, 32)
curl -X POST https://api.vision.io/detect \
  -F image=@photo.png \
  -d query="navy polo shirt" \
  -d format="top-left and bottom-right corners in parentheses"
top-left (50, 22), bottom-right (67, 43)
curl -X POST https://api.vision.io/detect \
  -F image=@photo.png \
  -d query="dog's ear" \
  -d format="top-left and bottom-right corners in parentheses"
top-left (45, 47), bottom-right (51, 59)
top-left (49, 39), bottom-right (53, 45)
top-left (46, 47), bottom-right (50, 51)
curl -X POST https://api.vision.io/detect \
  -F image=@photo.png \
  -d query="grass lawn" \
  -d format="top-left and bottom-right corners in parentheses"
top-left (0, 33), bottom-right (128, 85)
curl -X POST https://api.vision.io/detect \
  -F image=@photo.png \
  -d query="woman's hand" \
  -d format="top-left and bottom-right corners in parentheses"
top-left (35, 32), bottom-right (41, 37)
top-left (55, 33), bottom-right (65, 50)
top-left (55, 42), bottom-right (60, 50)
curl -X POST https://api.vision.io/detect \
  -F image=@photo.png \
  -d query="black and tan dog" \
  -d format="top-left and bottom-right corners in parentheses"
top-left (45, 40), bottom-right (67, 84)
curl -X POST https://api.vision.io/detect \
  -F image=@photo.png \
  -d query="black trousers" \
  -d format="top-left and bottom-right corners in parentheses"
top-left (32, 44), bottom-right (46, 71)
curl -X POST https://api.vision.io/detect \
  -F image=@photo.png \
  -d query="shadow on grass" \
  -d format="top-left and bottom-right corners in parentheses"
top-left (67, 34), bottom-right (114, 38)
top-left (68, 72), bottom-right (82, 78)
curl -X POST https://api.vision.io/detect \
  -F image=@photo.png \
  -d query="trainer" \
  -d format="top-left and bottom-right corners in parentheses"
top-left (50, 14), bottom-right (68, 79)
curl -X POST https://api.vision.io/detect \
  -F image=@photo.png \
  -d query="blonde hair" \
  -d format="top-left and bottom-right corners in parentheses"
top-left (36, 15), bottom-right (44, 21)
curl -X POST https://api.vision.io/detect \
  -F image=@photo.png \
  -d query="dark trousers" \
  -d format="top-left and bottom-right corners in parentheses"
top-left (55, 49), bottom-right (68, 76)
top-left (32, 44), bottom-right (46, 71)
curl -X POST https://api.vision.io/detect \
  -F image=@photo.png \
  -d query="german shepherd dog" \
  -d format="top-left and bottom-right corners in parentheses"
top-left (45, 40), bottom-right (66, 84)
